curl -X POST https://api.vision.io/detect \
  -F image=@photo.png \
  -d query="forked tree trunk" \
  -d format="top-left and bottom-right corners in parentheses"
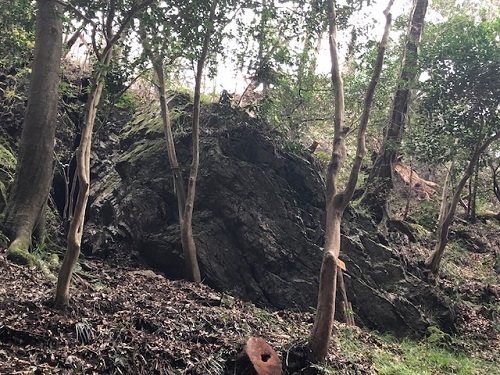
top-left (309, 0), bottom-right (393, 363)
top-left (2, 0), bottom-right (62, 258)
top-left (425, 132), bottom-right (500, 274)
top-left (54, 50), bottom-right (112, 308)
top-left (54, 0), bottom-right (153, 308)
top-left (141, 2), bottom-right (217, 283)
top-left (361, 0), bottom-right (428, 223)
top-left (152, 62), bottom-right (199, 280)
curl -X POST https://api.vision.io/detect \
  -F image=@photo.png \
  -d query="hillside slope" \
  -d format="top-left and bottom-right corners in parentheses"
top-left (1, 246), bottom-right (499, 374)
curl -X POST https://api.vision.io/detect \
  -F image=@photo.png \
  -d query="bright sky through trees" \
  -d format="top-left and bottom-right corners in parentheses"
top-left (212, 0), bottom-right (411, 94)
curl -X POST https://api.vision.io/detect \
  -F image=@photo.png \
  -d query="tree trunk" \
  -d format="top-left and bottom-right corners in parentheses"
top-left (361, 0), bottom-right (428, 223)
top-left (469, 163), bottom-right (479, 223)
top-left (492, 163), bottom-right (500, 203)
top-left (54, 50), bottom-right (112, 308)
top-left (153, 59), bottom-right (199, 280)
top-left (152, 60), bottom-right (186, 222)
top-left (425, 132), bottom-right (500, 274)
top-left (180, 3), bottom-right (217, 283)
top-left (308, 0), bottom-right (393, 363)
top-left (309, 215), bottom-right (341, 363)
top-left (2, 0), bottom-right (62, 259)
top-left (54, 0), bottom-right (154, 308)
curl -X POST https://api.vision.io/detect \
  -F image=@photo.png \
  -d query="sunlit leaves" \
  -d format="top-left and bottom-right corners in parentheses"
top-left (138, 0), bottom-right (239, 78)
top-left (410, 15), bottom-right (500, 165)
top-left (0, 0), bottom-right (36, 70)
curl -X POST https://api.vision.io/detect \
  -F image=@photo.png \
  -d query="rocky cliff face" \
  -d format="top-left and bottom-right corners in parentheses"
top-left (80, 103), bottom-right (456, 337)
top-left (85, 106), bottom-right (326, 311)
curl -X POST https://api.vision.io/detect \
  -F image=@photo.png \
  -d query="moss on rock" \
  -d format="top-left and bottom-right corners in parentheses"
top-left (425, 326), bottom-right (453, 349)
top-left (6, 240), bottom-right (38, 267)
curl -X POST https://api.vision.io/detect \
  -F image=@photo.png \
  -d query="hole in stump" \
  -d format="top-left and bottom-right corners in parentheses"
top-left (261, 353), bottom-right (271, 362)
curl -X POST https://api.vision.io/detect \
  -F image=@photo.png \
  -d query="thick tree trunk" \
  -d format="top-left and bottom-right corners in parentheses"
top-left (308, 0), bottom-right (393, 363)
top-left (2, 0), bottom-right (62, 259)
top-left (361, 0), bottom-right (428, 223)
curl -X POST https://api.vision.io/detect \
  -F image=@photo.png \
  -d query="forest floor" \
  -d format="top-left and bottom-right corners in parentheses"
top-left (1, 220), bottom-right (500, 374)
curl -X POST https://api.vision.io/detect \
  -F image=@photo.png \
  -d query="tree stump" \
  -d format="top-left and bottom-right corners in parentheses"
top-left (234, 337), bottom-right (282, 375)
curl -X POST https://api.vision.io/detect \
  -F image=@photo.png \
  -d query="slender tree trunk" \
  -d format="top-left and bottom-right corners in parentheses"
top-left (153, 61), bottom-right (187, 221)
top-left (54, 0), bottom-right (154, 308)
top-left (309, 0), bottom-right (393, 363)
top-left (361, 0), bottom-right (428, 223)
top-left (491, 164), bottom-right (500, 203)
top-left (2, 0), bottom-right (62, 259)
top-left (467, 167), bottom-right (473, 219)
top-left (309, 215), bottom-right (341, 363)
top-left (154, 57), bottom-right (199, 281)
top-left (139, 1), bottom-right (217, 283)
top-left (180, 3), bottom-right (217, 283)
top-left (54, 49), bottom-right (112, 308)
top-left (425, 132), bottom-right (500, 274)
top-left (470, 163), bottom-right (479, 223)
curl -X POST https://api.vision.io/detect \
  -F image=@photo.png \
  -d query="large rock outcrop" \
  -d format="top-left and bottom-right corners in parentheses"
top-left (87, 107), bottom-right (326, 310)
top-left (77, 104), bottom-right (455, 337)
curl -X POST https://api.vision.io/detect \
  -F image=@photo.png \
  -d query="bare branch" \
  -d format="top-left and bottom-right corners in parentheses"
top-left (53, 0), bottom-right (97, 27)
top-left (339, 2), bottom-right (393, 210)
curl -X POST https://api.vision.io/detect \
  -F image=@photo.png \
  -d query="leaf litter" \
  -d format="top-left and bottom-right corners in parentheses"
top-left (0, 251), bottom-right (375, 374)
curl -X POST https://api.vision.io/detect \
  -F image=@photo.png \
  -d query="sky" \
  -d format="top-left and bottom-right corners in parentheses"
top-left (66, 0), bottom-right (413, 95)
top-left (210, 0), bottom-right (412, 94)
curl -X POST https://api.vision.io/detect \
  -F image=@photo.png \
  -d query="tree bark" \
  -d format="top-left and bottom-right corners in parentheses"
top-left (54, 49), bottom-right (112, 308)
top-left (54, 0), bottom-right (153, 308)
top-left (308, 0), bottom-right (393, 363)
top-left (153, 62), bottom-right (187, 222)
top-left (425, 132), bottom-right (500, 274)
top-left (361, 0), bottom-right (428, 223)
top-left (2, 0), bottom-right (62, 259)
top-left (491, 163), bottom-right (500, 203)
top-left (180, 2), bottom-right (218, 283)
top-left (469, 163), bottom-right (479, 223)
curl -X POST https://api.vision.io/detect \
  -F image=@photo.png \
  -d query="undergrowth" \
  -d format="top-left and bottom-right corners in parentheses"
top-left (336, 326), bottom-right (499, 375)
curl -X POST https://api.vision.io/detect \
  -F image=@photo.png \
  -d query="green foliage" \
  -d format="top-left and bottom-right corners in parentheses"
top-left (343, 34), bottom-right (402, 145)
top-left (410, 15), bottom-right (500, 166)
top-left (0, 68), bottom-right (30, 118)
top-left (407, 201), bottom-right (439, 231)
top-left (337, 327), bottom-right (499, 375)
top-left (431, 0), bottom-right (500, 20)
top-left (254, 73), bottom-right (334, 142)
top-left (0, 0), bottom-right (35, 70)
top-left (104, 58), bottom-right (131, 97)
top-left (0, 228), bottom-right (9, 248)
top-left (0, 144), bottom-right (16, 208)
top-left (114, 91), bottom-right (139, 111)
top-left (425, 326), bottom-right (454, 349)
top-left (138, 0), bottom-right (239, 74)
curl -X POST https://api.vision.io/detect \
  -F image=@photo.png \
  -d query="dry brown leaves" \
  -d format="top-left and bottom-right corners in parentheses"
top-left (0, 251), bottom-right (370, 374)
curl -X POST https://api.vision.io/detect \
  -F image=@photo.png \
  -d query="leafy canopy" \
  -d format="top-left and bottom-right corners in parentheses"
top-left (411, 15), bottom-right (500, 165)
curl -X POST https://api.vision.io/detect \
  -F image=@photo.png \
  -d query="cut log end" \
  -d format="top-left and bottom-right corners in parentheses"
top-left (234, 337), bottom-right (282, 375)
